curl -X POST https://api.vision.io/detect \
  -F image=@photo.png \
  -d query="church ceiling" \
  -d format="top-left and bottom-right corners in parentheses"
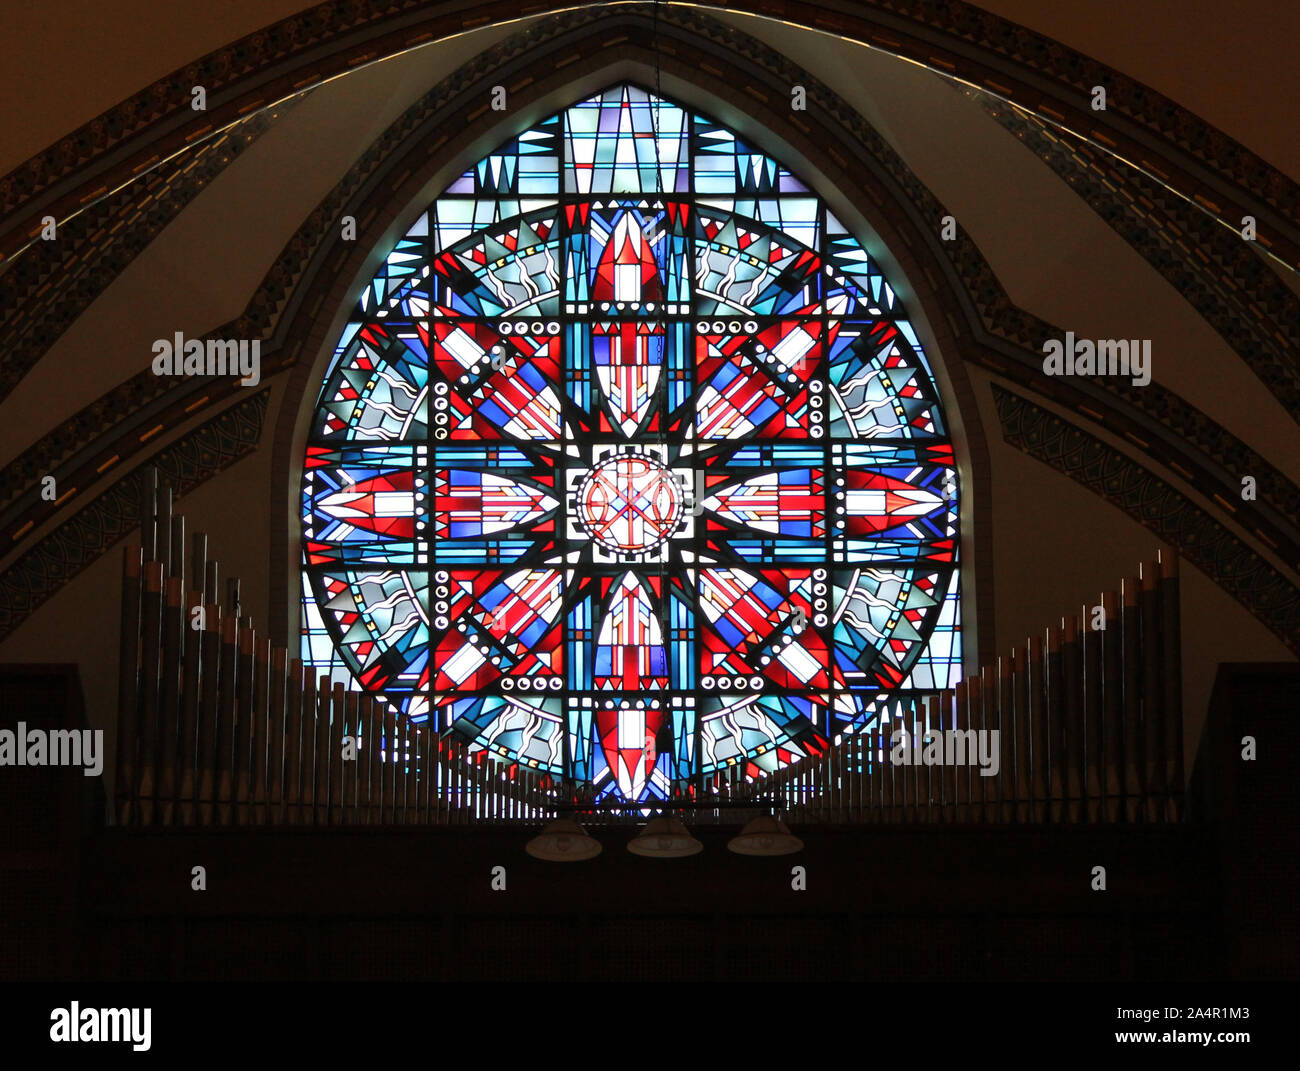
top-left (976, 93), bottom-right (1300, 422)
top-left (995, 384), bottom-right (1300, 654)
top-left (0, 107), bottom-right (286, 400)
top-left (3, 1), bottom-right (1297, 270)
top-left (0, 391), bottom-right (268, 640)
top-left (0, 3), bottom-right (1296, 651)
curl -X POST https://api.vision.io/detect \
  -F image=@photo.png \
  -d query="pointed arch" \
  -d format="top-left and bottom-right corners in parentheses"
top-left (293, 77), bottom-right (976, 800)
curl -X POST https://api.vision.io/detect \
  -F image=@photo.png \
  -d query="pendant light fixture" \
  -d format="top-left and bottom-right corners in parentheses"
top-left (627, 815), bottom-right (703, 858)
top-left (727, 815), bottom-right (803, 856)
top-left (525, 819), bottom-right (602, 861)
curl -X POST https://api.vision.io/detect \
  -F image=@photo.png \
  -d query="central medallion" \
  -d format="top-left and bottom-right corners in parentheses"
top-left (574, 449), bottom-right (684, 554)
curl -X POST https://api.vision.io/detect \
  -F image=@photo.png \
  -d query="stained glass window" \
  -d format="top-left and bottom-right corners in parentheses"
top-left (301, 83), bottom-right (962, 802)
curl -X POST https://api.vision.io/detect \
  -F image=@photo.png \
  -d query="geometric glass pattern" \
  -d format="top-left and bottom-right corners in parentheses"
top-left (302, 83), bottom-right (962, 802)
